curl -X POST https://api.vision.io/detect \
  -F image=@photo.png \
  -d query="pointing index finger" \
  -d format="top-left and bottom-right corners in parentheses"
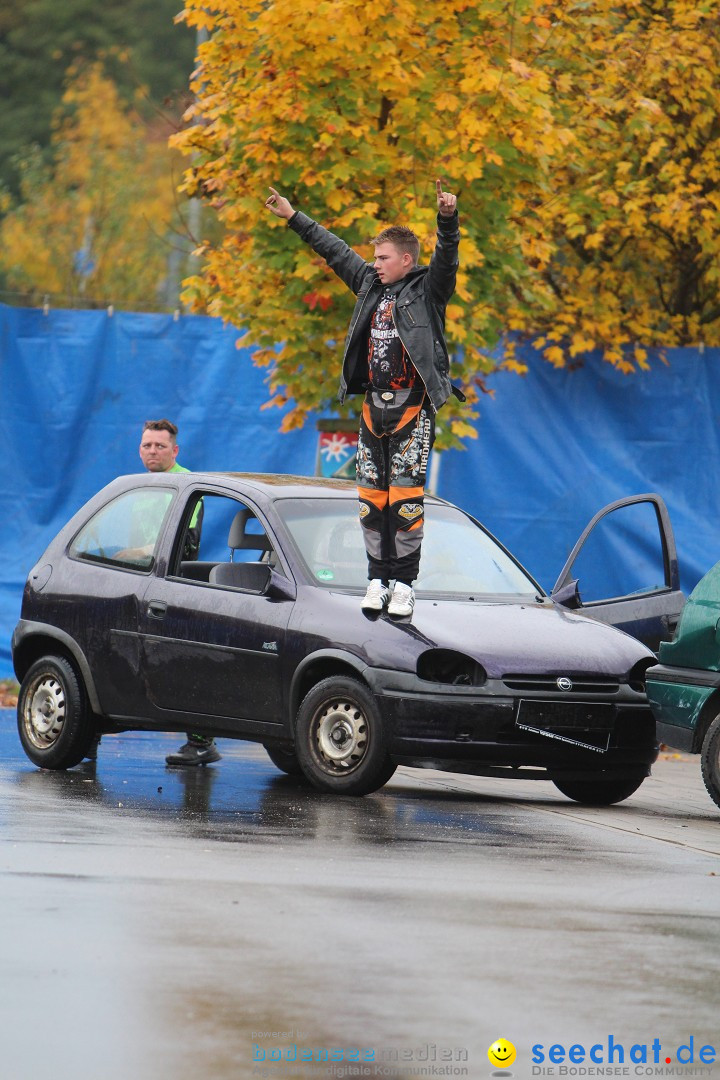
top-left (436, 178), bottom-right (443, 197)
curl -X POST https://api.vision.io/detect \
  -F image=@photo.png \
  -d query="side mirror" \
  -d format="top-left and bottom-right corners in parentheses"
top-left (551, 578), bottom-right (581, 609)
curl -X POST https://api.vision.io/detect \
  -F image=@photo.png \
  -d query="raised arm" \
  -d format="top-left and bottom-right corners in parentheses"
top-left (264, 186), bottom-right (369, 295)
top-left (427, 178), bottom-right (459, 306)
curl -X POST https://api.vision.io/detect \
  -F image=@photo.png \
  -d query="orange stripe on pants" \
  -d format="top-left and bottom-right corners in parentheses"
top-left (358, 486), bottom-right (389, 511)
top-left (389, 485), bottom-right (425, 505)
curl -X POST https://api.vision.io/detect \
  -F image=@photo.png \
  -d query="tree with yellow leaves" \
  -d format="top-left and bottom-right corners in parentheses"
top-left (172, 0), bottom-right (720, 442)
top-left (506, 0), bottom-right (720, 375)
top-left (0, 63), bottom-right (182, 309)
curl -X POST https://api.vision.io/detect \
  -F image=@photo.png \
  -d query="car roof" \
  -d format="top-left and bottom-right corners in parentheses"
top-left (119, 472), bottom-right (445, 505)
top-left (210, 472), bottom-right (359, 497)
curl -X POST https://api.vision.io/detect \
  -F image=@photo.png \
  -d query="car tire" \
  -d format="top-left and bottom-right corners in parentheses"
top-left (264, 744), bottom-right (304, 777)
top-left (294, 676), bottom-right (396, 795)
top-left (17, 655), bottom-right (96, 770)
top-left (700, 715), bottom-right (720, 811)
top-left (553, 773), bottom-right (646, 805)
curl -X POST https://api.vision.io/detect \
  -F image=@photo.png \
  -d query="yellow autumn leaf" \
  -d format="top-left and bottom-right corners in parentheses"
top-left (450, 420), bottom-right (479, 439)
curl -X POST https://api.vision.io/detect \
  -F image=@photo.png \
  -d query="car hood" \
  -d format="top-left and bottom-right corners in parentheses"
top-left (306, 592), bottom-right (653, 679)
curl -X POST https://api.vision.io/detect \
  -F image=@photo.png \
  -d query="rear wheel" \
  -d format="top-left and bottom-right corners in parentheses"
top-left (264, 744), bottom-right (304, 777)
top-left (700, 715), bottom-right (720, 811)
top-left (17, 655), bottom-right (96, 769)
top-left (553, 773), bottom-right (647, 805)
top-left (295, 676), bottom-right (396, 795)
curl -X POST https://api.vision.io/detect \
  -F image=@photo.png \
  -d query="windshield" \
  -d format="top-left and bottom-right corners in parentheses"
top-left (276, 498), bottom-right (538, 596)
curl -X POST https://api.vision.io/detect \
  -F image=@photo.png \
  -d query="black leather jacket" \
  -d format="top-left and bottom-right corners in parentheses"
top-left (288, 210), bottom-right (460, 412)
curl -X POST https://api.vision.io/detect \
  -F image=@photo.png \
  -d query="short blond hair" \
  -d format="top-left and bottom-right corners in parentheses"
top-left (370, 226), bottom-right (420, 265)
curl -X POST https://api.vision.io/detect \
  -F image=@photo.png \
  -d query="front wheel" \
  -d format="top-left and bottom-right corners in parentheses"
top-left (700, 715), bottom-right (720, 811)
top-left (17, 655), bottom-right (96, 769)
top-left (553, 773), bottom-right (647, 805)
top-left (294, 676), bottom-right (396, 795)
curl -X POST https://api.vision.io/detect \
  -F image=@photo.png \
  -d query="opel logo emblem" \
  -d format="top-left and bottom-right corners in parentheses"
top-left (557, 677), bottom-right (573, 692)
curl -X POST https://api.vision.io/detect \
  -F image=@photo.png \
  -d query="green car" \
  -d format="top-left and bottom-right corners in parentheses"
top-left (646, 564), bottom-right (720, 809)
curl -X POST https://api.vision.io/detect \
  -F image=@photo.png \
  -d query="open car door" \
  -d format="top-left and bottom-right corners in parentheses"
top-left (551, 493), bottom-right (685, 653)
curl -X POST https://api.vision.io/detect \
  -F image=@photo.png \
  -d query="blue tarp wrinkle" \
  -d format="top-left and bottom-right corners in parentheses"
top-left (0, 302), bottom-right (714, 676)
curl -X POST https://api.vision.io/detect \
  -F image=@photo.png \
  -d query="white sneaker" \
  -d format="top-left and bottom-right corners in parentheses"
top-left (362, 579), bottom-right (391, 611)
top-left (388, 582), bottom-right (415, 616)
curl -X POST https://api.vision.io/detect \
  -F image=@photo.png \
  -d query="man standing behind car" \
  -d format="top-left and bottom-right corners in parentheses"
top-left (87, 420), bottom-right (220, 767)
top-left (139, 419), bottom-right (220, 767)
top-left (87, 420), bottom-right (220, 765)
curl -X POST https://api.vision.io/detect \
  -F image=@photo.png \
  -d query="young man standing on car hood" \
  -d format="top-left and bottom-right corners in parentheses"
top-left (265, 179), bottom-right (462, 617)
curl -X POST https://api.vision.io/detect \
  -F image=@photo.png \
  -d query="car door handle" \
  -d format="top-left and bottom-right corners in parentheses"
top-left (147, 600), bottom-right (167, 619)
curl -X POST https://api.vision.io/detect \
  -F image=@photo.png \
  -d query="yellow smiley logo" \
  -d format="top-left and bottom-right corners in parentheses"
top-left (488, 1039), bottom-right (517, 1069)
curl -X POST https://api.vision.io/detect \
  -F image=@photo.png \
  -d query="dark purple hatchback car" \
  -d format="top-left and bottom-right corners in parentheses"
top-left (12, 473), bottom-right (683, 802)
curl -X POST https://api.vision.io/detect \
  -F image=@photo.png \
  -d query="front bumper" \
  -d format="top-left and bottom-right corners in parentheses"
top-left (365, 667), bottom-right (658, 779)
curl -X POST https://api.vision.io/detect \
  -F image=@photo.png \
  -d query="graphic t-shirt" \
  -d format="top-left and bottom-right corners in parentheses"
top-left (367, 289), bottom-right (420, 390)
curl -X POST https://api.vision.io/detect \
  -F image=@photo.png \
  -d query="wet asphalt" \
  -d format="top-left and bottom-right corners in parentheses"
top-left (1, 710), bottom-right (719, 1080)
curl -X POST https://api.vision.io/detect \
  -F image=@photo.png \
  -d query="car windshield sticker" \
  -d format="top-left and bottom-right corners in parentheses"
top-left (316, 568), bottom-right (334, 581)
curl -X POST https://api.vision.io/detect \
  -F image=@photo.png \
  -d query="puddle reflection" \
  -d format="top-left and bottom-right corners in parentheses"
top-left (6, 730), bottom-right (546, 851)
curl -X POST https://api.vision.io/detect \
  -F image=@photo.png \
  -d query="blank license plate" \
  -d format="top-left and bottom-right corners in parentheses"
top-left (515, 699), bottom-right (615, 732)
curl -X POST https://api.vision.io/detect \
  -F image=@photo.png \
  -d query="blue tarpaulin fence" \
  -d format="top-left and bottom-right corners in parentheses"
top-left (0, 301), bottom-right (717, 677)
top-left (440, 344), bottom-right (720, 597)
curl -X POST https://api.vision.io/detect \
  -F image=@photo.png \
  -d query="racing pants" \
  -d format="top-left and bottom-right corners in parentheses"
top-left (355, 388), bottom-right (435, 584)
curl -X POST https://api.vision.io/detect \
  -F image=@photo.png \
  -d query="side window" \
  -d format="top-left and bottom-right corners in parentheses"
top-left (171, 493), bottom-right (277, 587)
top-left (69, 488), bottom-right (174, 571)
top-left (569, 501), bottom-right (668, 603)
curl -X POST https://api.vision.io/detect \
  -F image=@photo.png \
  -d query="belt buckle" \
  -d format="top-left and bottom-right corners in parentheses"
top-left (381, 391), bottom-right (394, 402)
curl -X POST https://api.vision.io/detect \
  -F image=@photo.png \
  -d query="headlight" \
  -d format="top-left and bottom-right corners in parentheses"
top-left (417, 649), bottom-right (487, 687)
